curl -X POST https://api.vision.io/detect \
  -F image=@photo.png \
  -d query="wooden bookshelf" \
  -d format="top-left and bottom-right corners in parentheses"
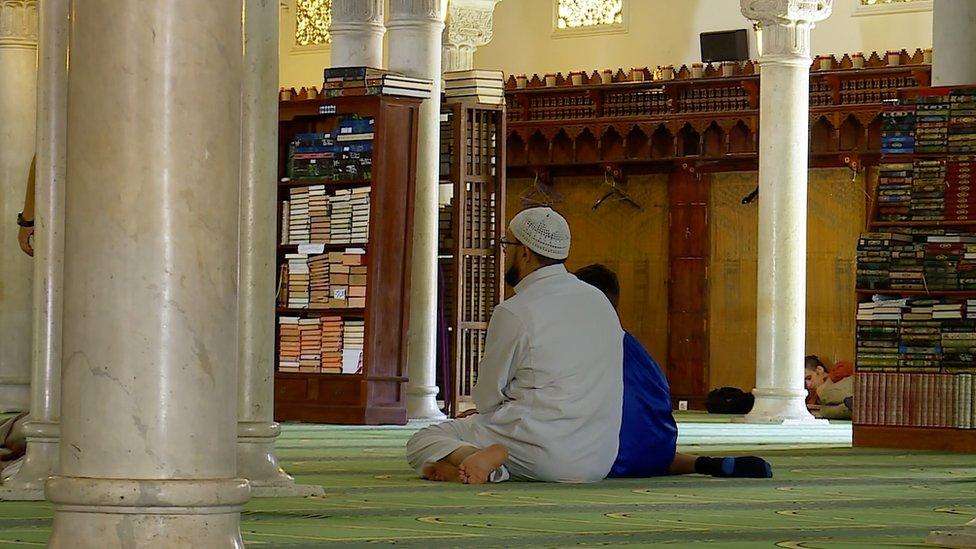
top-left (853, 86), bottom-right (976, 451)
top-left (438, 100), bottom-right (506, 417)
top-left (274, 94), bottom-right (421, 425)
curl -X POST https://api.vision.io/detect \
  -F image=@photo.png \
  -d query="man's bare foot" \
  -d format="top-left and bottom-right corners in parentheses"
top-left (421, 461), bottom-right (461, 482)
top-left (457, 444), bottom-right (508, 485)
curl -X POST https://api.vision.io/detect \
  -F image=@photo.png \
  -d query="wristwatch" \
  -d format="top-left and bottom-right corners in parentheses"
top-left (16, 212), bottom-right (33, 228)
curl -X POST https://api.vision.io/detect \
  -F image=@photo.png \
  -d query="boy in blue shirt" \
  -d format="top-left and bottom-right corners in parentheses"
top-left (574, 265), bottom-right (772, 479)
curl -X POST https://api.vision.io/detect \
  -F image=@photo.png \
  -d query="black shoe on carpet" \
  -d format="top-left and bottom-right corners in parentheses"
top-left (695, 456), bottom-right (773, 478)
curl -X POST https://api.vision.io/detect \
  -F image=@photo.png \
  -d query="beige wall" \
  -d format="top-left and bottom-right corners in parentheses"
top-left (474, 0), bottom-right (932, 77)
top-left (279, 0), bottom-right (932, 88)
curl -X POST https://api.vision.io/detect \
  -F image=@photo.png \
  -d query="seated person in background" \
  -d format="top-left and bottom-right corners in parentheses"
top-left (0, 412), bottom-right (28, 465)
top-left (406, 208), bottom-right (625, 484)
top-left (805, 357), bottom-right (854, 419)
top-left (574, 264), bottom-right (772, 479)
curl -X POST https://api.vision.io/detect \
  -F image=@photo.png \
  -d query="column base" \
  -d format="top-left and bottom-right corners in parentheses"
top-left (46, 477), bottom-right (249, 548)
top-left (237, 421), bottom-right (325, 498)
top-left (927, 518), bottom-right (976, 548)
top-left (0, 383), bottom-right (29, 413)
top-left (739, 388), bottom-right (829, 425)
top-left (0, 420), bottom-right (59, 499)
top-left (406, 383), bottom-right (446, 420)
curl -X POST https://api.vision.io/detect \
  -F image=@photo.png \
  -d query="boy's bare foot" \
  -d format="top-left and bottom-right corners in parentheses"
top-left (421, 461), bottom-right (461, 482)
top-left (457, 444), bottom-right (508, 484)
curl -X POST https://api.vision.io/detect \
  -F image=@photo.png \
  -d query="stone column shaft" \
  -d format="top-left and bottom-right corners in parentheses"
top-left (927, 2), bottom-right (976, 544)
top-left (330, 0), bottom-right (385, 68)
top-left (48, 1), bottom-right (248, 545)
top-left (237, 0), bottom-right (322, 498)
top-left (740, 0), bottom-right (831, 424)
top-left (0, 0), bottom-right (37, 413)
top-left (0, 0), bottom-right (66, 499)
top-left (388, 0), bottom-right (447, 420)
top-left (932, 0), bottom-right (976, 87)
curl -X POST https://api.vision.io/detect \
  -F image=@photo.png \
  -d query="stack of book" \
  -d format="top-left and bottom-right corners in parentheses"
top-left (969, 299), bottom-right (976, 319)
top-left (288, 132), bottom-right (338, 179)
top-left (343, 320), bottom-right (366, 374)
top-left (900, 318), bottom-right (942, 370)
top-left (911, 159), bottom-right (946, 221)
top-left (280, 200), bottom-right (290, 244)
top-left (881, 101), bottom-right (915, 154)
top-left (877, 161), bottom-right (913, 221)
top-left (915, 95), bottom-right (950, 154)
top-left (288, 187), bottom-right (311, 244)
top-left (856, 232), bottom-right (911, 289)
top-left (345, 250), bottom-right (368, 308)
top-left (285, 253), bottom-right (310, 308)
top-left (856, 298), bottom-right (906, 321)
top-left (336, 116), bottom-right (374, 181)
top-left (942, 321), bottom-right (976, 370)
top-left (350, 188), bottom-right (370, 243)
top-left (890, 236), bottom-right (925, 290)
top-left (949, 89), bottom-right (976, 153)
top-left (439, 201), bottom-right (454, 250)
top-left (855, 371), bottom-right (975, 428)
top-left (443, 70), bottom-right (505, 105)
top-left (299, 318), bottom-right (322, 373)
top-left (440, 111), bottom-right (454, 178)
top-left (321, 317), bottom-right (344, 373)
top-left (278, 317), bottom-right (301, 372)
top-left (946, 158), bottom-right (976, 221)
top-left (309, 186), bottom-right (330, 242)
top-left (324, 66), bottom-right (433, 100)
top-left (330, 190), bottom-right (353, 244)
top-left (308, 254), bottom-right (331, 306)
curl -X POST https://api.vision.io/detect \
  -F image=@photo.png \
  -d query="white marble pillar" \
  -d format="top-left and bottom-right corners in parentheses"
top-left (740, 0), bottom-right (831, 424)
top-left (46, 1), bottom-right (249, 546)
top-left (238, 0), bottom-right (323, 498)
top-left (388, 0), bottom-right (447, 420)
top-left (330, 0), bottom-right (385, 68)
top-left (932, 0), bottom-right (976, 86)
top-left (0, 0), bottom-right (37, 413)
top-left (442, 0), bottom-right (502, 73)
top-left (0, 0), bottom-right (66, 500)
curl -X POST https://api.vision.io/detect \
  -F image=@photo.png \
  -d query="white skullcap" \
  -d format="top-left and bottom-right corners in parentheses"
top-left (509, 207), bottom-right (571, 260)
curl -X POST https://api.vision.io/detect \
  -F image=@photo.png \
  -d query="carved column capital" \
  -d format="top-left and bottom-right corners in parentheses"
top-left (388, 0), bottom-right (445, 26)
top-left (331, 0), bottom-right (384, 30)
top-left (442, 0), bottom-right (501, 72)
top-left (0, 0), bottom-right (38, 48)
top-left (740, 0), bottom-right (832, 59)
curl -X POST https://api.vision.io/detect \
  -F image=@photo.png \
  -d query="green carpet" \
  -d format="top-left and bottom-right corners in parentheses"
top-left (1, 416), bottom-right (974, 547)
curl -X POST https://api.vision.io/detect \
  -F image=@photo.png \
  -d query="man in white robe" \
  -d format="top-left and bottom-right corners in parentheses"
top-left (406, 207), bottom-right (623, 484)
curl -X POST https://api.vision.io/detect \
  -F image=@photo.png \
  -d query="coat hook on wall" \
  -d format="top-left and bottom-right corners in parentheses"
top-left (593, 164), bottom-right (642, 211)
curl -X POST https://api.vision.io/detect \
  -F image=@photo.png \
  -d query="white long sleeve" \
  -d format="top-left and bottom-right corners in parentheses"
top-left (472, 306), bottom-right (528, 414)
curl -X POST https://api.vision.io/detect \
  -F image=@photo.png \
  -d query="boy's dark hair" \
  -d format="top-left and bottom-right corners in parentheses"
top-left (804, 355), bottom-right (827, 371)
top-left (574, 264), bottom-right (620, 309)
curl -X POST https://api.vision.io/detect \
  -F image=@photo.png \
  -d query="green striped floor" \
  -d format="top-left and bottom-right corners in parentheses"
top-left (1, 414), bottom-right (975, 547)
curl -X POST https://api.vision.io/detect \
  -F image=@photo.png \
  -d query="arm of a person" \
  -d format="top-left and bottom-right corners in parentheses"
top-left (18, 156), bottom-right (36, 257)
top-left (471, 306), bottom-right (527, 414)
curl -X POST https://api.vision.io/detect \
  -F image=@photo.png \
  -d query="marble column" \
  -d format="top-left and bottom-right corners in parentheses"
top-left (442, 0), bottom-right (502, 73)
top-left (330, 0), bottom-right (385, 68)
top-left (388, 0), bottom-right (447, 420)
top-left (739, 0), bottom-right (831, 424)
top-left (928, 5), bottom-right (976, 546)
top-left (932, 0), bottom-right (976, 86)
top-left (0, 0), bottom-right (66, 500)
top-left (238, 0), bottom-right (322, 498)
top-left (0, 0), bottom-right (37, 413)
top-left (46, 1), bottom-right (249, 546)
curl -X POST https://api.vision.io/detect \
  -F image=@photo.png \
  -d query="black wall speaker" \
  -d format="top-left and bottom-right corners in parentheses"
top-left (700, 29), bottom-right (750, 63)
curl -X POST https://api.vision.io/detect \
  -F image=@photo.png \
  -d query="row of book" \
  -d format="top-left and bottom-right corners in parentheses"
top-left (282, 186), bottom-right (370, 245)
top-left (438, 201), bottom-right (454, 250)
top-left (324, 66), bottom-right (432, 100)
top-left (853, 372), bottom-right (975, 428)
top-left (278, 316), bottom-right (365, 374)
top-left (287, 117), bottom-right (374, 181)
top-left (876, 158), bottom-right (976, 222)
top-left (880, 89), bottom-right (976, 154)
top-left (282, 250), bottom-right (367, 309)
top-left (444, 69), bottom-right (504, 106)
top-left (856, 231), bottom-right (976, 291)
